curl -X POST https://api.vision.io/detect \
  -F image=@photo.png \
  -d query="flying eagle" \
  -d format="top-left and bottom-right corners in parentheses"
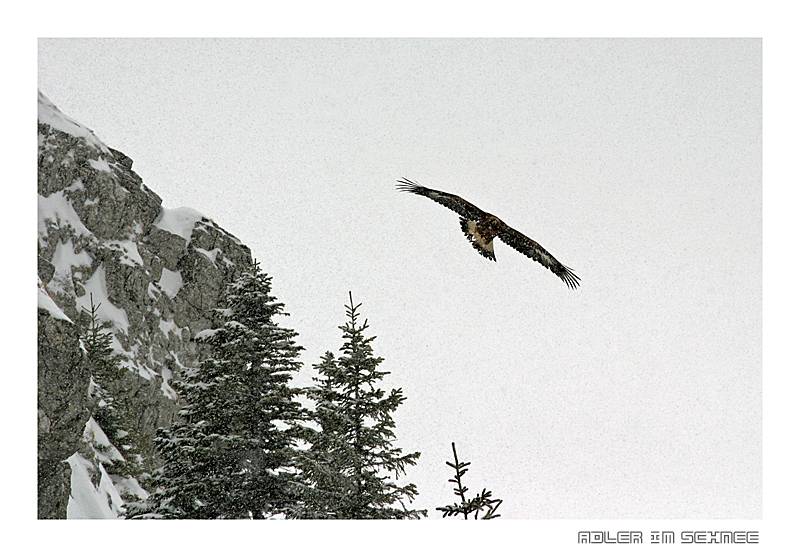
top-left (396, 178), bottom-right (580, 289)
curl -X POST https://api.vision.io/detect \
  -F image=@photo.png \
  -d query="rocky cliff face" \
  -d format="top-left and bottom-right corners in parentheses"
top-left (37, 91), bottom-right (254, 518)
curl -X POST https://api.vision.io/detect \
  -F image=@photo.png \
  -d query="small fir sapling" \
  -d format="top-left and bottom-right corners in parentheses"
top-left (437, 442), bottom-right (502, 519)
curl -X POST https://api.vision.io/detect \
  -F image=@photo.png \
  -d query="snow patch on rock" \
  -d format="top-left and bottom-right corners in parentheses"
top-left (38, 278), bottom-right (72, 322)
top-left (154, 206), bottom-right (207, 245)
top-left (38, 91), bottom-right (111, 155)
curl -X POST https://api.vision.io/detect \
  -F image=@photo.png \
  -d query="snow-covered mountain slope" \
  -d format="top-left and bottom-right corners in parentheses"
top-left (37, 91), bottom-right (254, 518)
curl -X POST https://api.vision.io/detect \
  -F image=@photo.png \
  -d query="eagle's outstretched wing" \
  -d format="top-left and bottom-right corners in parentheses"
top-left (396, 177), bottom-right (486, 222)
top-left (496, 225), bottom-right (580, 289)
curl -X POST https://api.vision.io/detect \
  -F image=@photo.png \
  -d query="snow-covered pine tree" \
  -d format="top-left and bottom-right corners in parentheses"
top-left (78, 295), bottom-right (149, 501)
top-left (294, 293), bottom-right (426, 519)
top-left (80, 294), bottom-right (123, 434)
top-left (129, 263), bottom-right (307, 519)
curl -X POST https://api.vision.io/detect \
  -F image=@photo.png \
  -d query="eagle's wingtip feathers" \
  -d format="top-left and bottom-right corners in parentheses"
top-left (396, 177), bottom-right (421, 193)
top-left (561, 267), bottom-right (580, 289)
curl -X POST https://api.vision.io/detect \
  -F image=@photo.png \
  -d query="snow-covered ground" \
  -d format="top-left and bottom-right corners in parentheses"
top-left (66, 419), bottom-right (147, 519)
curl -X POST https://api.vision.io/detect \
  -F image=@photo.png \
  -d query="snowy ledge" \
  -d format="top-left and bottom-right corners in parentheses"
top-left (38, 91), bottom-right (111, 155)
top-left (153, 206), bottom-right (207, 246)
top-left (38, 278), bottom-right (72, 322)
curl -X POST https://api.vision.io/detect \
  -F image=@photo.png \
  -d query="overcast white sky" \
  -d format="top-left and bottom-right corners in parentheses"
top-left (38, 38), bottom-right (763, 521)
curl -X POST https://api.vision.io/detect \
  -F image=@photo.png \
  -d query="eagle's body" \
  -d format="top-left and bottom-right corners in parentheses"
top-left (397, 178), bottom-right (580, 289)
top-left (459, 214), bottom-right (502, 260)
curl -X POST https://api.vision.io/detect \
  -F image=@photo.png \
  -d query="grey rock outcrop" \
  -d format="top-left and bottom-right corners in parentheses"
top-left (37, 91), bottom-right (253, 518)
top-left (37, 306), bottom-right (90, 519)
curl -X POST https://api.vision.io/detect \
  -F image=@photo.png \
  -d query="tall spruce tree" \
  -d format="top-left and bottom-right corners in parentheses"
top-left (294, 293), bottom-right (426, 519)
top-left (129, 263), bottom-right (306, 519)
